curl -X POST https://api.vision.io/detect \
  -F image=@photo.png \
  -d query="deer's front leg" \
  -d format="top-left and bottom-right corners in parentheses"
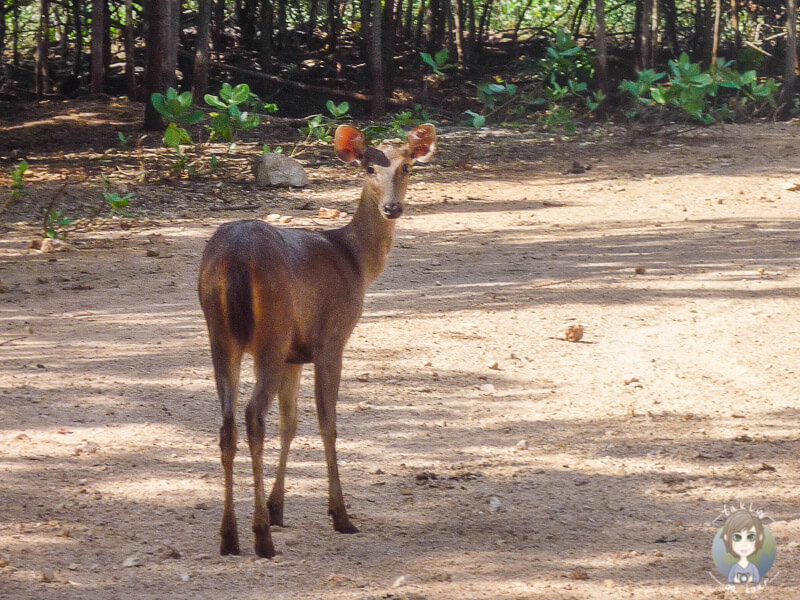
top-left (314, 353), bottom-right (358, 534)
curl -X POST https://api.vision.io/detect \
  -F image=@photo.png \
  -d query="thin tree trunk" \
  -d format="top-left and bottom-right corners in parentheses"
top-left (103, 0), bottom-right (111, 70)
top-left (13, 0), bottom-right (20, 66)
top-left (414, 0), bottom-right (425, 47)
top-left (91, 0), bottom-right (104, 93)
top-left (327, 0), bottom-right (338, 51)
top-left (651, 0), bottom-right (659, 64)
top-left (308, 0), bottom-right (318, 43)
top-left (382, 0), bottom-right (396, 87)
top-left (72, 0), bottom-right (82, 77)
top-left (662, 0), bottom-right (679, 56)
top-left (594, 0), bottom-right (608, 118)
top-left (370, 0), bottom-right (386, 117)
top-left (212, 0), bottom-right (225, 50)
top-left (37, 0), bottom-right (50, 99)
top-left (260, 0), bottom-right (274, 73)
top-left (453, 0), bottom-right (465, 62)
top-left (276, 0), bottom-right (287, 50)
top-left (476, 0), bottom-right (493, 52)
top-left (731, 0), bottom-right (741, 50)
top-left (639, 0), bottom-right (653, 69)
top-left (143, 0), bottom-right (175, 129)
top-left (780, 0), bottom-right (797, 118)
top-left (711, 0), bottom-right (722, 63)
top-left (511, 0), bottom-right (534, 43)
top-left (193, 0), bottom-right (212, 103)
top-left (167, 0), bottom-right (179, 84)
top-left (125, 0), bottom-right (137, 99)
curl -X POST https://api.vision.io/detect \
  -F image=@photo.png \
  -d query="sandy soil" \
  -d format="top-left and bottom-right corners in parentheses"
top-left (1, 104), bottom-right (800, 599)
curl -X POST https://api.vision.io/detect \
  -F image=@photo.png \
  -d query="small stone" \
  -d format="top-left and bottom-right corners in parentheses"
top-left (564, 324), bottom-right (584, 342)
top-left (392, 575), bottom-right (410, 588)
top-left (488, 496), bottom-right (502, 513)
top-left (146, 248), bottom-right (160, 257)
top-left (122, 555), bottom-right (141, 568)
top-left (515, 439), bottom-right (529, 451)
top-left (634, 266), bottom-right (646, 275)
top-left (156, 544), bottom-right (182, 560)
top-left (266, 213), bottom-right (282, 222)
top-left (569, 568), bottom-right (589, 580)
top-left (318, 208), bottom-right (341, 219)
top-left (40, 568), bottom-right (56, 582)
top-left (278, 216), bottom-right (293, 224)
top-left (356, 373), bottom-right (370, 382)
top-left (479, 383), bottom-right (496, 394)
top-left (180, 573), bottom-right (190, 582)
top-left (603, 579), bottom-right (616, 588)
top-left (488, 361), bottom-right (500, 370)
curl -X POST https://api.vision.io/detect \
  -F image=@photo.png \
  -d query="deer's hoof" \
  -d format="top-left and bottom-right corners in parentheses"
top-left (220, 532), bottom-right (241, 556)
top-left (254, 536), bottom-right (277, 559)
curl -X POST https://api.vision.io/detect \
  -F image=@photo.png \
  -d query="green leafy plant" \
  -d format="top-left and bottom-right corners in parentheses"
top-left (101, 175), bottom-right (134, 217)
top-left (204, 83), bottom-right (271, 147)
top-left (620, 54), bottom-right (781, 123)
top-left (420, 48), bottom-right (456, 76)
top-left (150, 88), bottom-right (204, 175)
top-left (295, 100), bottom-right (351, 153)
top-left (117, 131), bottom-right (132, 148)
top-left (44, 208), bottom-right (73, 239)
top-left (10, 160), bottom-right (29, 200)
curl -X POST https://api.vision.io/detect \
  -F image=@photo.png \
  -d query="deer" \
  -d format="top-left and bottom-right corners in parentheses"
top-left (197, 123), bottom-right (437, 558)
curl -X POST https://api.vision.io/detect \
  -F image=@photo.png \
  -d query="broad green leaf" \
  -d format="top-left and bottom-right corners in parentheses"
top-left (231, 84), bottom-right (250, 105)
top-left (434, 48), bottom-right (449, 65)
top-left (204, 95), bottom-right (228, 110)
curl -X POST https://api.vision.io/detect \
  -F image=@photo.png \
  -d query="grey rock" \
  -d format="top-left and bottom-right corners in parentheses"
top-left (253, 154), bottom-right (309, 187)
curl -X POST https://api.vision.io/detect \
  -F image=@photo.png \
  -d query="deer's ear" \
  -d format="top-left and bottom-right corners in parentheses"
top-left (407, 123), bottom-right (437, 163)
top-left (334, 125), bottom-right (367, 164)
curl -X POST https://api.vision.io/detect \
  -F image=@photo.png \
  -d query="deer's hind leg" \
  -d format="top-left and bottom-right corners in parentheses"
top-left (268, 363), bottom-right (302, 527)
top-left (210, 339), bottom-right (244, 556)
top-left (246, 348), bottom-right (288, 558)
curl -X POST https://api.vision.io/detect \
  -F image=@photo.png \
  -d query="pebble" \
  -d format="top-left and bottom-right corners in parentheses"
top-left (122, 555), bottom-right (142, 568)
top-left (515, 439), bottom-right (529, 451)
top-left (488, 496), bottom-right (502, 513)
top-left (392, 575), bottom-right (410, 588)
top-left (180, 573), bottom-right (190, 582)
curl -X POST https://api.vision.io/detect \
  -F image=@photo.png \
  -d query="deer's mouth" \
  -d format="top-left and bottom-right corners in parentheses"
top-left (382, 204), bottom-right (403, 219)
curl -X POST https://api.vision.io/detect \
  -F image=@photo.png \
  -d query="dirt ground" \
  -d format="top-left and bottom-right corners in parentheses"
top-left (1, 101), bottom-right (800, 599)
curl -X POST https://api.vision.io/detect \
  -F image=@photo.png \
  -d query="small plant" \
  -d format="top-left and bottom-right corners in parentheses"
top-left (420, 48), bottom-right (456, 76)
top-left (261, 144), bottom-right (283, 154)
top-left (117, 131), bottom-right (132, 148)
top-left (101, 175), bottom-right (134, 217)
top-left (43, 208), bottom-right (73, 239)
top-left (295, 101), bottom-right (351, 153)
top-left (10, 160), bottom-right (29, 199)
top-left (151, 88), bottom-right (204, 175)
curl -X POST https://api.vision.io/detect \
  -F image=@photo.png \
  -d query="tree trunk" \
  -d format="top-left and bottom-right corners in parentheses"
top-left (780, 0), bottom-right (797, 118)
top-left (308, 0), bottom-right (318, 43)
top-left (594, 0), bottom-right (609, 118)
top-left (143, 0), bottom-right (176, 129)
top-left (662, 0), bottom-right (679, 56)
top-left (370, 0), bottom-right (386, 117)
top-left (103, 0), bottom-right (111, 70)
top-left (327, 0), bottom-right (338, 51)
top-left (37, 0), bottom-right (50, 99)
top-left (453, 0), bottom-right (466, 62)
top-left (382, 0), bottom-right (396, 86)
top-left (193, 0), bottom-right (212, 103)
top-left (511, 0), bottom-right (534, 43)
top-left (242, 0), bottom-right (257, 49)
top-left (260, 0), bottom-right (274, 74)
top-left (731, 0), bottom-right (741, 50)
top-left (72, 0), bottom-right (82, 77)
top-left (638, 0), bottom-right (653, 69)
top-left (13, 0), bottom-right (20, 66)
top-left (168, 0), bottom-right (180, 84)
top-left (414, 0), bottom-right (426, 47)
top-left (276, 0), bottom-right (287, 50)
top-left (711, 0), bottom-right (721, 63)
top-left (125, 0), bottom-right (137, 99)
top-left (213, 0), bottom-right (225, 50)
top-left (90, 0), bottom-right (104, 94)
top-left (476, 0), bottom-right (493, 52)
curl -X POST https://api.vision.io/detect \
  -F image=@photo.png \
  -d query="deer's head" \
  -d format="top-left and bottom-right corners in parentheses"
top-left (334, 124), bottom-right (437, 220)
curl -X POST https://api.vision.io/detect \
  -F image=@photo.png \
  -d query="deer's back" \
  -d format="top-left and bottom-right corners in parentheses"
top-left (199, 219), bottom-right (365, 363)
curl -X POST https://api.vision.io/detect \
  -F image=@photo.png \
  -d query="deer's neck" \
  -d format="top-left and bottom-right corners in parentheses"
top-left (343, 190), bottom-right (397, 289)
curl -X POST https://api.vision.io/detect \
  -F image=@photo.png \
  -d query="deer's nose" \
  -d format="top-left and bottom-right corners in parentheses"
top-left (382, 202), bottom-right (403, 219)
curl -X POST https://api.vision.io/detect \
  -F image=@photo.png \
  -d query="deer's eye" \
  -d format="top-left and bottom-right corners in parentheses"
top-left (402, 163), bottom-right (410, 174)
top-left (366, 165), bottom-right (376, 175)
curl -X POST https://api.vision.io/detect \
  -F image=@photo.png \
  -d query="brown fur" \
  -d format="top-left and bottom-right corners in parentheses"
top-left (197, 124), bottom-right (436, 557)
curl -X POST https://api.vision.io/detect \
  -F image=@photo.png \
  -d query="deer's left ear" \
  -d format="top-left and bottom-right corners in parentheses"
top-left (334, 125), bottom-right (367, 164)
top-left (407, 124), bottom-right (437, 163)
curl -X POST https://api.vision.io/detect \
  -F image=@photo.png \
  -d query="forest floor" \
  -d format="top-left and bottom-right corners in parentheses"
top-left (1, 99), bottom-right (800, 599)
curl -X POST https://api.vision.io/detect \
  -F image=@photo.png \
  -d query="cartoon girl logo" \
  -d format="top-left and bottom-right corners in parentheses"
top-left (712, 507), bottom-right (777, 587)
